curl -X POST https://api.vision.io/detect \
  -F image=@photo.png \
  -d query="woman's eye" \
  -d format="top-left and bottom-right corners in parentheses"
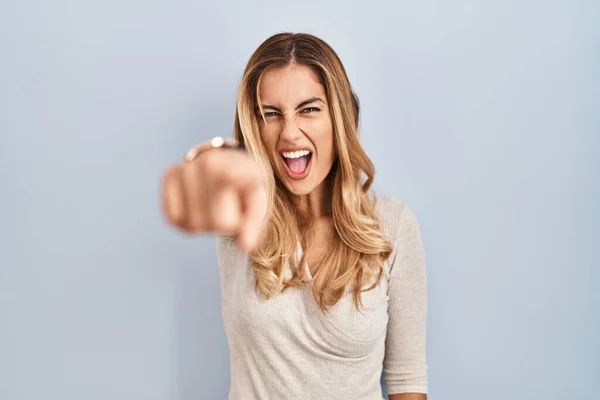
top-left (301, 107), bottom-right (320, 114)
top-left (264, 112), bottom-right (279, 118)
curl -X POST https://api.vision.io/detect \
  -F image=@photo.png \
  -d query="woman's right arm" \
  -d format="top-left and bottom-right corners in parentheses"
top-left (161, 147), bottom-right (267, 251)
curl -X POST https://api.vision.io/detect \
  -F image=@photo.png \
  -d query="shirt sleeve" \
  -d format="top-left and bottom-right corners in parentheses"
top-left (383, 204), bottom-right (428, 395)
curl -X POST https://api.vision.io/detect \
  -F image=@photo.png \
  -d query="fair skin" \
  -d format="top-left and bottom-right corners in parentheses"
top-left (161, 64), bottom-right (425, 400)
top-left (257, 65), bottom-right (336, 268)
top-left (258, 65), bottom-right (335, 217)
top-left (390, 394), bottom-right (426, 400)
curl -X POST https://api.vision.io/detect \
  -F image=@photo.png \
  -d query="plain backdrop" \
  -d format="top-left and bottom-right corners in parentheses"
top-left (1, 1), bottom-right (598, 399)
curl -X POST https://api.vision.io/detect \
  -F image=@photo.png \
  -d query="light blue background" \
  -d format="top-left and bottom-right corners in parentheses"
top-left (1, 1), bottom-right (598, 399)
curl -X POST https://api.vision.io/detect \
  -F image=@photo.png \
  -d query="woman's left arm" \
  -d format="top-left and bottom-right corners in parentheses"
top-left (389, 394), bottom-right (427, 400)
top-left (383, 203), bottom-right (428, 398)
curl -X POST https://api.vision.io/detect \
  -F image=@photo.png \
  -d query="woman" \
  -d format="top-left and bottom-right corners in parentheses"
top-left (162, 33), bottom-right (428, 400)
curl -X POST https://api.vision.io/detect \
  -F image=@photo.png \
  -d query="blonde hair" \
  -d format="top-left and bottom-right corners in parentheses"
top-left (234, 33), bottom-right (392, 311)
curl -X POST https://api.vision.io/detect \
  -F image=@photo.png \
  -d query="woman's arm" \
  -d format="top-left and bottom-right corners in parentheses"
top-left (389, 393), bottom-right (427, 400)
top-left (383, 201), bottom-right (428, 396)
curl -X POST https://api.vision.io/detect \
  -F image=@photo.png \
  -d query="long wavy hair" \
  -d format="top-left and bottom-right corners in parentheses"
top-left (233, 33), bottom-right (392, 311)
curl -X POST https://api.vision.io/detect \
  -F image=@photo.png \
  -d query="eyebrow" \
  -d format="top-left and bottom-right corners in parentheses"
top-left (256, 97), bottom-right (325, 113)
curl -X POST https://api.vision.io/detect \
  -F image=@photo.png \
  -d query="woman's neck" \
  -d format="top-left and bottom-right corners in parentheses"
top-left (294, 180), bottom-right (332, 219)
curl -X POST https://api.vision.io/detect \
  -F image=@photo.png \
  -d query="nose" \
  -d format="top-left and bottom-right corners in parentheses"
top-left (279, 115), bottom-right (302, 142)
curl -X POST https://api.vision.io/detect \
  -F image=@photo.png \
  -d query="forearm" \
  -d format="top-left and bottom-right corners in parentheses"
top-left (389, 393), bottom-right (427, 400)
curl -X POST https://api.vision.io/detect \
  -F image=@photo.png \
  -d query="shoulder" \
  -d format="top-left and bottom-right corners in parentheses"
top-left (372, 193), bottom-right (408, 220)
top-left (371, 192), bottom-right (412, 234)
top-left (371, 193), bottom-right (426, 278)
top-left (370, 192), bottom-right (423, 252)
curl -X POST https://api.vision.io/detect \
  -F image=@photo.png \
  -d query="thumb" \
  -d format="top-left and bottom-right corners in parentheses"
top-left (238, 186), bottom-right (268, 251)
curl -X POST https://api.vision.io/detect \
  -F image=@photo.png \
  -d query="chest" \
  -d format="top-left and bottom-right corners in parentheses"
top-left (221, 253), bottom-right (391, 359)
top-left (302, 219), bottom-right (335, 274)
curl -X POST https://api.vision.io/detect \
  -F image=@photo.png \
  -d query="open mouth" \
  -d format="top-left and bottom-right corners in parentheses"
top-left (281, 150), bottom-right (313, 178)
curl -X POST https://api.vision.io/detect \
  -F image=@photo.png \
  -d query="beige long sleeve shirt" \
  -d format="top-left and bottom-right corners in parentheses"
top-left (216, 195), bottom-right (428, 399)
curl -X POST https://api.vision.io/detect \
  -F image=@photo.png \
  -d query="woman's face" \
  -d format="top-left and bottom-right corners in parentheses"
top-left (257, 64), bottom-right (335, 196)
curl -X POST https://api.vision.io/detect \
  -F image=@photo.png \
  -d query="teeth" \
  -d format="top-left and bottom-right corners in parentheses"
top-left (282, 150), bottom-right (311, 159)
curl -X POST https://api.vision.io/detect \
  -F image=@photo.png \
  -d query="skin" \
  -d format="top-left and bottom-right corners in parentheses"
top-left (389, 394), bottom-right (427, 400)
top-left (258, 64), bottom-right (337, 269)
top-left (258, 64), bottom-right (336, 218)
